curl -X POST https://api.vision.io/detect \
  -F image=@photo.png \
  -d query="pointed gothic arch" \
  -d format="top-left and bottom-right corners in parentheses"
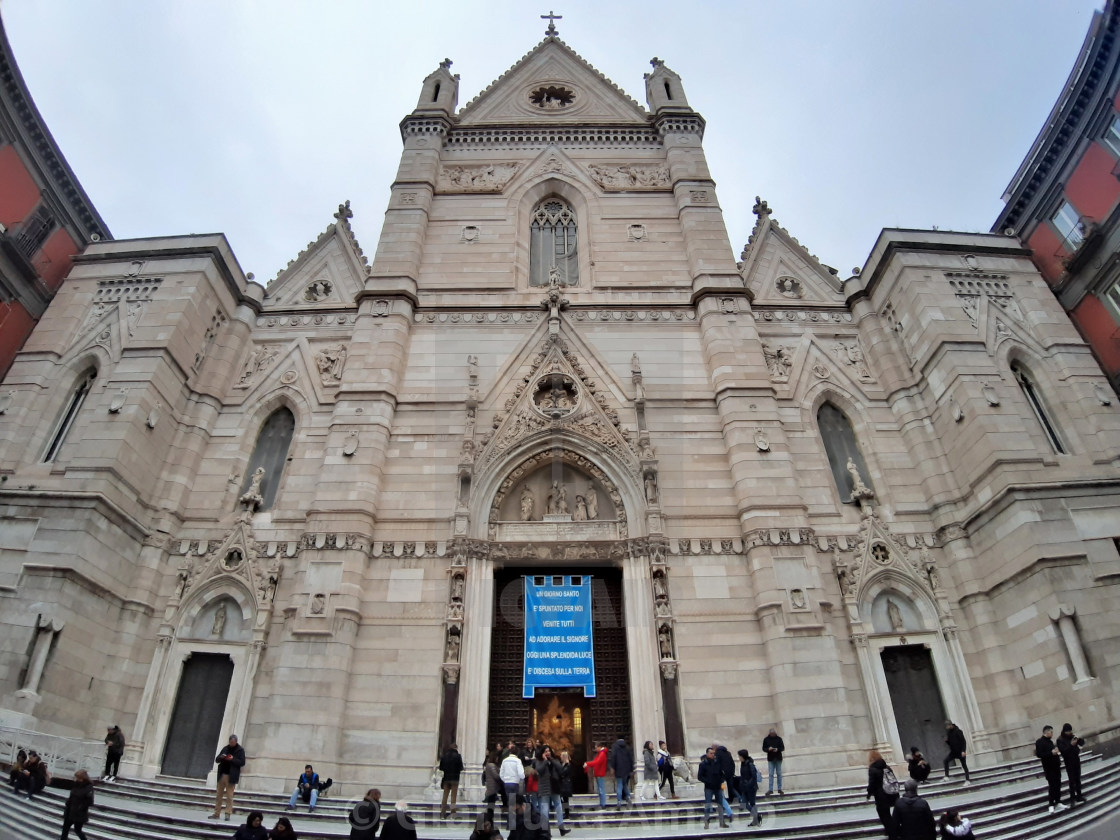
top-left (509, 172), bottom-right (599, 291)
top-left (812, 396), bottom-right (876, 505)
top-left (41, 362), bottom-right (99, 462)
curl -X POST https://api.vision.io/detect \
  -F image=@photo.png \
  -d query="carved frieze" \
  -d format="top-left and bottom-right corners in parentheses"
top-left (257, 314), bottom-right (357, 328)
top-left (752, 309), bottom-right (853, 324)
top-left (587, 163), bottom-right (670, 190)
top-left (438, 163), bottom-right (522, 193)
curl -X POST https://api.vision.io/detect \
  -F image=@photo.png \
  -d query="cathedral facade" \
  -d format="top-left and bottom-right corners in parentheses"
top-left (1, 32), bottom-right (1119, 796)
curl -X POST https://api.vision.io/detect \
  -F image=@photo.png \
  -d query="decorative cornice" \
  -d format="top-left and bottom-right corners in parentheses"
top-left (443, 125), bottom-right (662, 150)
top-left (0, 20), bottom-right (110, 242)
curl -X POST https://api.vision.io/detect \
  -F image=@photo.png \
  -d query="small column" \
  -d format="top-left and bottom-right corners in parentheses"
top-left (623, 553), bottom-right (661, 746)
top-left (15, 616), bottom-right (63, 699)
top-left (1050, 605), bottom-right (1094, 685)
top-left (456, 545), bottom-right (494, 768)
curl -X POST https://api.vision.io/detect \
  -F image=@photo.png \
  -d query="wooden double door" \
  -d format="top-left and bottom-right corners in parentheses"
top-left (488, 567), bottom-right (631, 794)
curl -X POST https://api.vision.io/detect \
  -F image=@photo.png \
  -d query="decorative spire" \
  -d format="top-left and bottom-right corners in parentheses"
top-left (650, 57), bottom-right (664, 68)
top-left (439, 58), bottom-right (453, 70)
top-left (541, 10), bottom-right (562, 36)
top-left (334, 200), bottom-right (353, 223)
top-left (752, 196), bottom-right (771, 218)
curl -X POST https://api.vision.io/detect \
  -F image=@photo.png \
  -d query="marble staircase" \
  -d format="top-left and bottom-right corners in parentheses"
top-left (2, 753), bottom-right (1118, 840)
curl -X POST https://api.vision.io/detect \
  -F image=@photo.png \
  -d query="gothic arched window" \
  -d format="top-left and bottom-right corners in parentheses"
top-left (42, 369), bottom-right (96, 462)
top-left (1011, 362), bottom-right (1066, 454)
top-left (239, 407), bottom-right (295, 510)
top-left (529, 197), bottom-right (579, 287)
top-left (817, 402), bottom-right (874, 503)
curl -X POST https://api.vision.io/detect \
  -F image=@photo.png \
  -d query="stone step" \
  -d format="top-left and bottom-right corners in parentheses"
top-left (81, 750), bottom-right (1107, 823)
top-left (2, 755), bottom-right (1117, 840)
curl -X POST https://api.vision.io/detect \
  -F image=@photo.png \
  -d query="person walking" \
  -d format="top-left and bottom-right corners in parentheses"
top-left (1057, 723), bottom-right (1085, 806)
top-left (1035, 725), bottom-right (1067, 814)
top-left (607, 738), bottom-right (634, 807)
top-left (656, 741), bottom-right (676, 798)
top-left (582, 742), bottom-right (608, 809)
top-left (638, 741), bottom-right (663, 801)
top-left (737, 749), bottom-right (762, 827)
top-left (698, 746), bottom-right (733, 829)
top-left (348, 788), bottom-right (382, 840)
top-left (762, 728), bottom-right (785, 795)
top-left (439, 742), bottom-right (464, 819)
top-left (60, 769), bottom-right (94, 840)
top-left (558, 751), bottom-right (573, 811)
top-left (501, 747), bottom-right (527, 817)
top-left (533, 745), bottom-right (571, 836)
top-left (714, 744), bottom-right (742, 807)
top-left (380, 801), bottom-right (418, 840)
top-left (893, 779), bottom-right (936, 840)
top-left (208, 734), bottom-right (245, 821)
top-left (483, 752), bottom-right (504, 811)
top-left (937, 808), bottom-right (975, 839)
top-left (102, 725), bottom-right (125, 782)
top-left (866, 750), bottom-right (900, 840)
top-left (941, 723), bottom-right (970, 784)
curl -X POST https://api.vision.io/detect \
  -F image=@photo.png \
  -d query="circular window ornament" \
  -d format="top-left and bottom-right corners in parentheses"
top-left (532, 373), bottom-right (579, 418)
top-left (530, 85), bottom-right (575, 110)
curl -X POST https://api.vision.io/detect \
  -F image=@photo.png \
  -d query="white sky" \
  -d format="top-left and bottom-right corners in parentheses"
top-left (2, 0), bottom-right (1104, 283)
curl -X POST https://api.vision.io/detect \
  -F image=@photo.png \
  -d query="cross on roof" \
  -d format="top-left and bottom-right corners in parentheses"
top-left (541, 10), bottom-right (562, 36)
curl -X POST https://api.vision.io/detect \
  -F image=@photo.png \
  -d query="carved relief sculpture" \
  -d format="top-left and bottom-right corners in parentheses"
top-left (316, 343), bottom-right (347, 385)
top-left (240, 467), bottom-right (266, 511)
top-left (211, 602), bottom-right (227, 637)
top-left (887, 599), bottom-right (904, 632)
top-left (762, 342), bottom-right (793, 382)
top-left (835, 340), bottom-right (873, 381)
top-left (846, 458), bottom-right (872, 501)
top-left (585, 482), bottom-right (598, 520)
top-left (236, 345), bottom-right (280, 388)
top-left (587, 163), bottom-right (670, 190)
top-left (776, 276), bottom-right (803, 298)
top-left (304, 279), bottom-right (333, 302)
top-left (573, 496), bottom-right (588, 521)
top-left (439, 162), bottom-right (522, 193)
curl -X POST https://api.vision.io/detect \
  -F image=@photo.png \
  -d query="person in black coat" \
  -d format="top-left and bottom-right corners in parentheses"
top-left (737, 749), bottom-right (762, 827)
top-left (893, 779), bottom-right (935, 840)
top-left (941, 723), bottom-right (969, 783)
top-left (439, 743), bottom-right (464, 818)
top-left (607, 738), bottom-right (633, 806)
top-left (761, 729), bottom-right (785, 795)
top-left (209, 734), bottom-right (246, 821)
top-left (866, 750), bottom-right (900, 840)
top-left (349, 788), bottom-right (382, 840)
top-left (907, 748), bottom-right (931, 783)
top-left (698, 746), bottom-right (733, 829)
top-left (12, 751), bottom-right (48, 798)
top-left (232, 811), bottom-right (269, 840)
top-left (714, 745), bottom-right (742, 806)
top-left (1035, 725), bottom-right (1066, 814)
top-left (380, 802), bottom-right (418, 840)
top-left (1057, 723), bottom-right (1085, 805)
top-left (61, 769), bottom-right (94, 840)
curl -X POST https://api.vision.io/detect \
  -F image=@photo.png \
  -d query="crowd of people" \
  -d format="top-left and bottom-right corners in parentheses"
top-left (1, 717), bottom-right (1096, 840)
top-left (867, 720), bottom-right (1089, 839)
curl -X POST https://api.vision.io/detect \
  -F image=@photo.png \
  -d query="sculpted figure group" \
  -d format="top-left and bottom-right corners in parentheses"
top-left (517, 480), bottom-right (600, 522)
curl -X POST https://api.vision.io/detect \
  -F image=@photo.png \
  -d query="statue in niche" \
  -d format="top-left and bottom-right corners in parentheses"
top-left (791, 589), bottom-right (807, 609)
top-left (846, 457), bottom-right (871, 497)
top-left (585, 482), bottom-right (598, 520)
top-left (645, 473), bottom-right (659, 505)
top-left (211, 602), bottom-right (227, 637)
top-left (556, 485), bottom-right (569, 514)
top-left (450, 574), bottom-right (465, 602)
top-left (310, 594), bottom-right (326, 615)
top-left (776, 276), bottom-right (803, 299)
top-left (519, 485), bottom-right (535, 521)
top-left (446, 631), bottom-right (461, 663)
top-left (887, 599), bottom-right (905, 632)
top-left (652, 573), bottom-right (668, 601)
top-left (573, 495), bottom-right (588, 521)
top-left (655, 600), bottom-right (671, 618)
top-left (658, 625), bottom-right (673, 660)
top-left (837, 568), bottom-right (853, 597)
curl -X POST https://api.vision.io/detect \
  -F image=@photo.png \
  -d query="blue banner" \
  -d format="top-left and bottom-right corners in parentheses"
top-left (523, 575), bottom-right (596, 698)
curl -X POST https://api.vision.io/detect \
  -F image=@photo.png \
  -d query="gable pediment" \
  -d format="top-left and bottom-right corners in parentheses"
top-left (458, 38), bottom-right (649, 126)
top-left (264, 204), bottom-right (369, 307)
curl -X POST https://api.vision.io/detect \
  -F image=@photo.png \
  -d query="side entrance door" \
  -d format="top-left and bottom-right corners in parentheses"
top-left (881, 644), bottom-right (947, 762)
top-left (161, 652), bottom-right (235, 778)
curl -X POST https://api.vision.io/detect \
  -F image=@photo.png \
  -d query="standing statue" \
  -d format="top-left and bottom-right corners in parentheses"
top-left (211, 602), bottom-right (227, 637)
top-left (556, 484), bottom-right (570, 515)
top-left (546, 481), bottom-right (561, 515)
top-left (645, 473), bottom-right (659, 505)
top-left (658, 625), bottom-right (673, 660)
top-left (846, 457), bottom-right (870, 496)
top-left (573, 495), bottom-right (588, 521)
top-left (585, 482), bottom-right (598, 520)
top-left (519, 485), bottom-right (535, 521)
top-left (887, 600), bottom-right (905, 632)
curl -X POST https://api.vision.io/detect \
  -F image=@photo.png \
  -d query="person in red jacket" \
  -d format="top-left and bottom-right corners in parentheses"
top-left (583, 742), bottom-right (608, 808)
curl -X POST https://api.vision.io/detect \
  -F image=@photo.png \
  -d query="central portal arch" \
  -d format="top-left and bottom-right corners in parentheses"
top-left (454, 441), bottom-right (664, 781)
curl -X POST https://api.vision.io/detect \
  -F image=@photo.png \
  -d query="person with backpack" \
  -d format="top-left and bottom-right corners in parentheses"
top-left (656, 741), bottom-right (676, 798)
top-left (736, 749), bottom-right (762, 827)
top-left (866, 749), bottom-right (900, 840)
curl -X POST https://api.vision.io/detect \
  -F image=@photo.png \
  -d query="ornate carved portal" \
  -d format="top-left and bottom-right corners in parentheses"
top-left (487, 566), bottom-right (631, 793)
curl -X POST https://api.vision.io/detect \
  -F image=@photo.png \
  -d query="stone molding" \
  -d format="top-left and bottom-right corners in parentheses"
top-left (751, 308), bottom-right (854, 324)
top-left (94, 277), bottom-right (163, 302)
top-left (443, 126), bottom-right (662, 150)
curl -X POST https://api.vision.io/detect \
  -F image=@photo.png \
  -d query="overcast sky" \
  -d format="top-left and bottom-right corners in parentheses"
top-left (2, 1), bottom-right (1104, 284)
